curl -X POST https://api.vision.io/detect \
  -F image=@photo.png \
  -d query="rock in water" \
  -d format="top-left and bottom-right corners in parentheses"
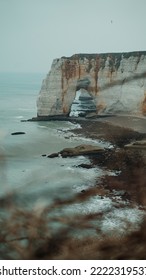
top-left (11, 132), bottom-right (26, 135)
top-left (47, 153), bottom-right (59, 158)
top-left (48, 144), bottom-right (105, 158)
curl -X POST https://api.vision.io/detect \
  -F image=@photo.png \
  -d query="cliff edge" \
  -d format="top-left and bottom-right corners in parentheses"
top-left (37, 51), bottom-right (146, 117)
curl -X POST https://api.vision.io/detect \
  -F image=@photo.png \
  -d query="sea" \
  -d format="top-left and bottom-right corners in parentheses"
top-left (0, 72), bottom-right (144, 237)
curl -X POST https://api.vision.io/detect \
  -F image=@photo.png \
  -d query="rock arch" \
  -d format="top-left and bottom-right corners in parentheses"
top-left (69, 87), bottom-right (97, 117)
top-left (63, 77), bottom-right (97, 116)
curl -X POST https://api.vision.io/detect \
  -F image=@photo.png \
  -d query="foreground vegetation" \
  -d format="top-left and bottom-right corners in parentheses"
top-left (0, 122), bottom-right (146, 259)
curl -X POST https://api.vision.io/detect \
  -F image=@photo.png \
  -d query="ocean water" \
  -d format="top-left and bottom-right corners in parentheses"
top-left (0, 72), bottom-right (144, 237)
top-left (0, 72), bottom-right (106, 203)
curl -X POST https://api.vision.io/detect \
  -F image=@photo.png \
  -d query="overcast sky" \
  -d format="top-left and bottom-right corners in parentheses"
top-left (0, 0), bottom-right (146, 73)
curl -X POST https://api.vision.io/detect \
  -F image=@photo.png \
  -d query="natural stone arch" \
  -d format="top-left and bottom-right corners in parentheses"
top-left (63, 77), bottom-right (97, 116)
top-left (69, 88), bottom-right (97, 117)
top-left (68, 77), bottom-right (97, 117)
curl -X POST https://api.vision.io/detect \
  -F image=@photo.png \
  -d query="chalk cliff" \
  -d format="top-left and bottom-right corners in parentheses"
top-left (37, 51), bottom-right (146, 117)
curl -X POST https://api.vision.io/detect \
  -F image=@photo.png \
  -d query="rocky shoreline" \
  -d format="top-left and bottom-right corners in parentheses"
top-left (26, 113), bottom-right (115, 122)
top-left (36, 114), bottom-right (146, 206)
top-left (31, 113), bottom-right (146, 210)
top-left (1, 115), bottom-right (146, 259)
top-left (61, 116), bottom-right (146, 207)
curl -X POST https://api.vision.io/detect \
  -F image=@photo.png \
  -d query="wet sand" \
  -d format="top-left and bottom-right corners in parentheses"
top-left (71, 115), bottom-right (146, 146)
top-left (96, 115), bottom-right (146, 133)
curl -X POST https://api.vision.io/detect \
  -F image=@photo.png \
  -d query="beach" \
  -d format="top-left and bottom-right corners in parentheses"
top-left (69, 115), bottom-right (146, 204)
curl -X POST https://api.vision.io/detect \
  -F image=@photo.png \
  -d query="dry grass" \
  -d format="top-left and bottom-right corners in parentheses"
top-left (0, 194), bottom-right (146, 260)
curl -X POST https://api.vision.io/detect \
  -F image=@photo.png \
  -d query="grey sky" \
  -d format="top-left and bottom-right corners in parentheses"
top-left (0, 0), bottom-right (146, 73)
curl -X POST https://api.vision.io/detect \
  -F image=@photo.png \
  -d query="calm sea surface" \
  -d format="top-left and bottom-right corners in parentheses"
top-left (0, 72), bottom-right (104, 200)
top-left (0, 72), bottom-right (143, 237)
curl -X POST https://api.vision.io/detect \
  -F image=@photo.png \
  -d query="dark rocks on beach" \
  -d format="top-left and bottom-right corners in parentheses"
top-left (47, 144), bottom-right (105, 158)
top-left (11, 132), bottom-right (26, 135)
top-left (28, 115), bottom-right (70, 122)
top-left (47, 153), bottom-right (59, 158)
top-left (78, 163), bottom-right (93, 169)
top-left (124, 140), bottom-right (146, 149)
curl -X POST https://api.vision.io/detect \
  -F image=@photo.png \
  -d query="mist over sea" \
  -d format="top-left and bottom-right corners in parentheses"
top-left (0, 72), bottom-right (143, 237)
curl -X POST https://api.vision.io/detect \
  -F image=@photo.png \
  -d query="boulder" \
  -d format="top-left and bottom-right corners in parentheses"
top-left (47, 153), bottom-right (59, 158)
top-left (48, 144), bottom-right (105, 158)
top-left (11, 132), bottom-right (26, 135)
top-left (78, 163), bottom-right (93, 169)
top-left (125, 140), bottom-right (146, 149)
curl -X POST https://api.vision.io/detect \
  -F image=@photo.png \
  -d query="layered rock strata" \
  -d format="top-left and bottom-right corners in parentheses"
top-left (37, 52), bottom-right (146, 117)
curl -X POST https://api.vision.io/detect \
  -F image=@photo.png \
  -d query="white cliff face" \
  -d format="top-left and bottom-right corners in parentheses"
top-left (37, 59), bottom-right (63, 116)
top-left (97, 55), bottom-right (146, 115)
top-left (37, 52), bottom-right (146, 117)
